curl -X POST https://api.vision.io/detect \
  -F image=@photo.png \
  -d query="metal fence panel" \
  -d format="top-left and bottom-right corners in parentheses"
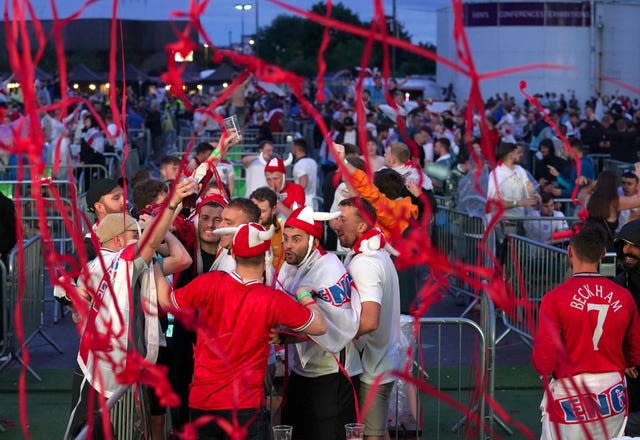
top-left (497, 234), bottom-right (570, 346)
top-left (0, 236), bottom-right (61, 380)
top-left (75, 384), bottom-right (150, 440)
top-left (602, 158), bottom-right (634, 177)
top-left (433, 206), bottom-right (487, 315)
top-left (587, 153), bottom-right (611, 176)
top-left (397, 316), bottom-right (487, 440)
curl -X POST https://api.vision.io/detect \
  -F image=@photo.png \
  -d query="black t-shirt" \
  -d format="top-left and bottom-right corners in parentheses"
top-left (201, 249), bottom-right (215, 275)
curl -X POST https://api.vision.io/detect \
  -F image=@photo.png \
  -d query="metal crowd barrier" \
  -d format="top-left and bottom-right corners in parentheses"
top-left (0, 179), bottom-right (78, 201)
top-left (0, 236), bottom-right (62, 381)
top-left (602, 158), bottom-right (634, 177)
top-left (19, 196), bottom-right (76, 254)
top-left (406, 316), bottom-right (486, 439)
top-left (75, 164), bottom-right (110, 194)
top-left (0, 164), bottom-right (106, 197)
top-left (587, 153), bottom-right (611, 176)
top-left (496, 215), bottom-right (580, 247)
top-left (127, 128), bottom-right (151, 164)
top-left (496, 233), bottom-right (570, 347)
top-left (75, 384), bottom-right (150, 440)
top-left (18, 196), bottom-right (79, 323)
top-left (433, 206), bottom-right (489, 316)
top-left (176, 132), bottom-right (296, 154)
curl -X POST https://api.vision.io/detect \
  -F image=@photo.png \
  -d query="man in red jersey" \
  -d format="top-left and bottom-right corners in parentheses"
top-left (532, 223), bottom-right (640, 440)
top-left (264, 156), bottom-right (305, 217)
top-left (156, 223), bottom-right (327, 439)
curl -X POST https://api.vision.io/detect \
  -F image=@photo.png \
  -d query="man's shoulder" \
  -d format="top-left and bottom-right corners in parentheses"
top-left (312, 251), bottom-right (347, 277)
top-left (349, 252), bottom-right (385, 275)
top-left (284, 181), bottom-right (305, 194)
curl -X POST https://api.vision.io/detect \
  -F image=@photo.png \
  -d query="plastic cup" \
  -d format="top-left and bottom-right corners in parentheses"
top-left (272, 425), bottom-right (293, 440)
top-left (345, 422), bottom-right (365, 440)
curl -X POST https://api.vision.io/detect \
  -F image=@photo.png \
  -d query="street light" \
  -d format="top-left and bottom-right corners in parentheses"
top-left (234, 3), bottom-right (252, 52)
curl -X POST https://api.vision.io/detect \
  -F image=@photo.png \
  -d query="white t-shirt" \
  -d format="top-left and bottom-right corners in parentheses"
top-left (342, 130), bottom-right (357, 146)
top-left (211, 248), bottom-right (236, 273)
top-left (330, 182), bottom-right (351, 253)
top-left (293, 157), bottom-right (318, 206)
top-left (345, 249), bottom-right (401, 384)
top-left (244, 158), bottom-right (268, 197)
top-left (617, 188), bottom-right (639, 230)
top-left (422, 142), bottom-right (434, 164)
top-left (215, 161), bottom-right (235, 187)
top-left (106, 122), bottom-right (124, 151)
top-left (392, 164), bottom-right (433, 191)
top-left (487, 164), bottom-right (531, 217)
top-left (276, 250), bottom-right (362, 378)
top-left (523, 210), bottom-right (569, 243)
top-left (77, 245), bottom-right (156, 397)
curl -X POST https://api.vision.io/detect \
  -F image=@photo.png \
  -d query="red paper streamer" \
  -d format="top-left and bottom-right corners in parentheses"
top-left (0, 0), bottom-right (603, 438)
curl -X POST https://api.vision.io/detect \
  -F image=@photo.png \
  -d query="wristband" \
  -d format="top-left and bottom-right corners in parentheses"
top-left (211, 148), bottom-right (221, 159)
top-left (304, 300), bottom-right (317, 307)
top-left (343, 158), bottom-right (350, 165)
top-left (296, 291), bottom-right (313, 302)
top-left (512, 200), bottom-right (517, 208)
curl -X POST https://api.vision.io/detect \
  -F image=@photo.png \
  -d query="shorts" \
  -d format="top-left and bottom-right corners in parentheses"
top-left (283, 372), bottom-right (360, 440)
top-left (359, 381), bottom-right (395, 436)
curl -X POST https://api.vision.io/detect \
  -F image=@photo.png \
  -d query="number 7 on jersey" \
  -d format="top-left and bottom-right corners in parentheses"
top-left (587, 303), bottom-right (609, 351)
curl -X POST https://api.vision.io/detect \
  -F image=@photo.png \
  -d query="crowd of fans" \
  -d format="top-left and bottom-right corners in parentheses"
top-left (2, 70), bottom-right (640, 439)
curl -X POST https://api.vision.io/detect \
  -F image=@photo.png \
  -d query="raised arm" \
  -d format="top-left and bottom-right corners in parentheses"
top-left (241, 154), bottom-right (258, 167)
top-left (158, 231), bottom-right (192, 276)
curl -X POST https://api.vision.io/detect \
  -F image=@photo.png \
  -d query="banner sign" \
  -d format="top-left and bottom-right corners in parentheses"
top-left (464, 2), bottom-right (591, 27)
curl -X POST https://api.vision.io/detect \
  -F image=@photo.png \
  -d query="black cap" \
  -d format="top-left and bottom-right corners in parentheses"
top-left (615, 219), bottom-right (640, 257)
top-left (86, 178), bottom-right (119, 213)
top-left (343, 117), bottom-right (355, 126)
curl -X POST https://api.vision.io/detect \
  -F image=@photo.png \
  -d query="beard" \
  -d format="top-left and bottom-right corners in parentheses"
top-left (623, 253), bottom-right (640, 271)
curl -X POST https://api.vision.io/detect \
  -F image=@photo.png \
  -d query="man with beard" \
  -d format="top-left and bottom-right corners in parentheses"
top-left (213, 198), bottom-right (261, 273)
top-left (265, 156), bottom-right (305, 218)
top-left (65, 179), bottom-right (196, 439)
top-left (163, 194), bottom-right (227, 433)
top-left (275, 206), bottom-right (362, 440)
top-left (156, 223), bottom-right (327, 439)
top-left (250, 186), bottom-right (284, 272)
top-left (488, 142), bottom-right (539, 238)
top-left (614, 219), bottom-right (640, 436)
top-left (533, 223), bottom-right (640, 440)
top-left (331, 197), bottom-right (402, 440)
top-left (85, 178), bottom-right (125, 260)
top-left (242, 140), bottom-right (276, 197)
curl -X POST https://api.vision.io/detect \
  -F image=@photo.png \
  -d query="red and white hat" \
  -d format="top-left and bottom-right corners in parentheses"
top-left (263, 153), bottom-right (293, 174)
top-left (352, 227), bottom-right (400, 256)
top-left (214, 223), bottom-right (275, 258)
top-left (284, 206), bottom-right (339, 239)
top-left (195, 194), bottom-right (228, 214)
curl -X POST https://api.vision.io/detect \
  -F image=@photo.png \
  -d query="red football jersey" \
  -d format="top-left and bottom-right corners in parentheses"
top-left (280, 182), bottom-right (306, 209)
top-left (172, 270), bottom-right (313, 410)
top-left (532, 274), bottom-right (640, 379)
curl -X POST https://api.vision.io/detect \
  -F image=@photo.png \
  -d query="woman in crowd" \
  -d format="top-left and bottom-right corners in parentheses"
top-left (583, 170), bottom-right (640, 247)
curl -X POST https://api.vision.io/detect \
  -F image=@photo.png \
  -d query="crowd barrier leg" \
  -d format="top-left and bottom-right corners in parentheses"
top-left (0, 236), bottom-right (63, 381)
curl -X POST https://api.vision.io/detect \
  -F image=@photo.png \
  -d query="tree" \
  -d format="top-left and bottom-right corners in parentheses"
top-left (255, 2), bottom-right (436, 77)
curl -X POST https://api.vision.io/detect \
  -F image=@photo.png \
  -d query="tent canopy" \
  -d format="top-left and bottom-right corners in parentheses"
top-left (68, 64), bottom-right (105, 82)
top-left (201, 63), bottom-right (239, 83)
